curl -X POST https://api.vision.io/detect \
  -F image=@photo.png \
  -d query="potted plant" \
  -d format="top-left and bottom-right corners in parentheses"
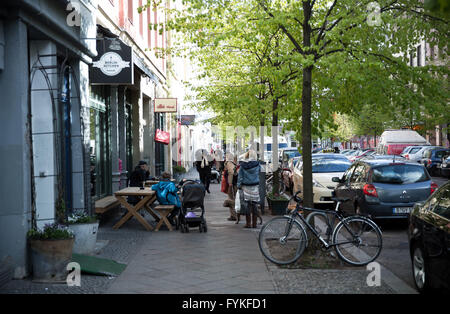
top-left (67, 210), bottom-right (99, 255)
top-left (266, 191), bottom-right (290, 215)
top-left (27, 223), bottom-right (74, 283)
top-left (172, 165), bottom-right (187, 181)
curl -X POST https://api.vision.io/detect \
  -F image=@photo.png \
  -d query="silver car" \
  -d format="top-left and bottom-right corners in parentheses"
top-left (404, 146), bottom-right (437, 163)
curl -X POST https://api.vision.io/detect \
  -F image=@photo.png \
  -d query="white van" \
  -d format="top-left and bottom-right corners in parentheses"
top-left (376, 129), bottom-right (430, 155)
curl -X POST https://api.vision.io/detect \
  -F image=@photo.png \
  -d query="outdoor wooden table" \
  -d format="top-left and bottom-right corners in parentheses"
top-left (145, 180), bottom-right (160, 187)
top-left (145, 179), bottom-right (176, 187)
top-left (113, 187), bottom-right (158, 231)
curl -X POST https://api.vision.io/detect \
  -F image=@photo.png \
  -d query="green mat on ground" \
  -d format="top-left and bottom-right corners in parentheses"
top-left (71, 253), bottom-right (127, 277)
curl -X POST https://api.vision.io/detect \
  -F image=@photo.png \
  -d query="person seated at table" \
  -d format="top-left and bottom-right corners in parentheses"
top-left (151, 171), bottom-right (181, 225)
top-left (128, 160), bottom-right (150, 205)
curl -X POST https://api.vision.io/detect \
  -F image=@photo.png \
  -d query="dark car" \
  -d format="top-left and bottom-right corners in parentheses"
top-left (408, 181), bottom-right (450, 293)
top-left (333, 160), bottom-right (437, 219)
top-left (440, 155), bottom-right (450, 178)
top-left (420, 147), bottom-right (450, 176)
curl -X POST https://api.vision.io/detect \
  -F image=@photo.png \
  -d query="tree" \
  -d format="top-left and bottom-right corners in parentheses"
top-left (146, 0), bottom-right (449, 207)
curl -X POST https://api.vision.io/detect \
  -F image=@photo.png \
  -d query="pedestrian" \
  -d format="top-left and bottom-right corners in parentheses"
top-left (223, 152), bottom-right (238, 221)
top-left (196, 149), bottom-right (212, 193)
top-left (237, 149), bottom-right (261, 228)
top-left (151, 171), bottom-right (181, 225)
top-left (128, 160), bottom-right (150, 205)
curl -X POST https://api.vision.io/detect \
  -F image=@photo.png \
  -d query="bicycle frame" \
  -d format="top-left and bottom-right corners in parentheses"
top-left (286, 202), bottom-right (361, 249)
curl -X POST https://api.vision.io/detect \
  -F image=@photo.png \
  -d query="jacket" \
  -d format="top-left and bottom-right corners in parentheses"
top-left (151, 180), bottom-right (181, 208)
top-left (237, 161), bottom-right (260, 188)
top-left (129, 166), bottom-right (149, 187)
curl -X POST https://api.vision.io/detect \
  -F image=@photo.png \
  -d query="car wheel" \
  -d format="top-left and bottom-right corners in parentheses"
top-left (412, 244), bottom-right (431, 293)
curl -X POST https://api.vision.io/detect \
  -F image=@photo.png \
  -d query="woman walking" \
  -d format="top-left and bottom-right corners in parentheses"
top-left (195, 149), bottom-right (212, 193)
top-left (237, 150), bottom-right (261, 228)
top-left (224, 152), bottom-right (238, 221)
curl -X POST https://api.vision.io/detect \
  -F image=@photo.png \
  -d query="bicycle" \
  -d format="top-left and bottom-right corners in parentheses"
top-left (258, 191), bottom-right (383, 266)
top-left (265, 168), bottom-right (286, 195)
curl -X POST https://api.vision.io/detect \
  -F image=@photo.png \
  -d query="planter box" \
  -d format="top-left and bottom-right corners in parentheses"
top-left (68, 221), bottom-right (99, 255)
top-left (29, 238), bottom-right (74, 283)
top-left (267, 198), bottom-right (289, 215)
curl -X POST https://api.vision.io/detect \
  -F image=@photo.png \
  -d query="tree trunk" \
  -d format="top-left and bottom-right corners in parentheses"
top-left (301, 1), bottom-right (313, 208)
top-left (272, 98), bottom-right (280, 195)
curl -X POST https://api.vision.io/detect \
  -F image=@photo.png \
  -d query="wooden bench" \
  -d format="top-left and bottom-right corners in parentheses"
top-left (152, 205), bottom-right (175, 231)
top-left (95, 196), bottom-right (120, 214)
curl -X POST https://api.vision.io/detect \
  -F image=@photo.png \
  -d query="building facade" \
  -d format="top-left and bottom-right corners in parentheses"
top-left (0, 0), bottom-right (175, 280)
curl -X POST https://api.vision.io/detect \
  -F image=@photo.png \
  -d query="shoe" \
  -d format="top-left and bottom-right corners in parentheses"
top-left (227, 217), bottom-right (237, 221)
top-left (206, 189), bottom-right (210, 194)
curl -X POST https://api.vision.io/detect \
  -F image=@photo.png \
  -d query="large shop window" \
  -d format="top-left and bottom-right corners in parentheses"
top-left (89, 86), bottom-right (112, 200)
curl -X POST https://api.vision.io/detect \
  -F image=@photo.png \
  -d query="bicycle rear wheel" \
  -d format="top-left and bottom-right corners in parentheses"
top-left (332, 216), bottom-right (382, 266)
top-left (258, 216), bottom-right (307, 265)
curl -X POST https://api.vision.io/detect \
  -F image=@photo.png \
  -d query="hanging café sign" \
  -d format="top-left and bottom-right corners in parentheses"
top-left (154, 98), bottom-right (177, 113)
top-left (90, 38), bottom-right (134, 85)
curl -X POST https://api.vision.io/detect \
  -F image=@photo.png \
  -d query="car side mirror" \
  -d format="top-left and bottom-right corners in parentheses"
top-left (332, 177), bottom-right (341, 183)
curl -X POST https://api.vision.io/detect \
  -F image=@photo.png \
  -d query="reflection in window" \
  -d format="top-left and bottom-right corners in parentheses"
top-left (372, 165), bottom-right (428, 184)
top-left (433, 185), bottom-right (450, 220)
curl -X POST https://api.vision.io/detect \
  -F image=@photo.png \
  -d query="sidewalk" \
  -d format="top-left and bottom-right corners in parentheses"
top-left (0, 168), bottom-right (415, 294)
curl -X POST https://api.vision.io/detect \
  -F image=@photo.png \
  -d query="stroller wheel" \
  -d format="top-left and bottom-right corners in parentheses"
top-left (203, 223), bottom-right (207, 233)
top-left (199, 225), bottom-right (202, 233)
top-left (185, 226), bottom-right (189, 233)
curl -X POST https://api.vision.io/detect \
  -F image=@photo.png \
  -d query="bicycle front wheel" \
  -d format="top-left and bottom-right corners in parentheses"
top-left (332, 216), bottom-right (382, 266)
top-left (258, 216), bottom-right (308, 265)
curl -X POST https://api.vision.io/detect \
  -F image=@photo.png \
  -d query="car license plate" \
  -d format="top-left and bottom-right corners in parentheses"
top-left (393, 207), bottom-right (413, 214)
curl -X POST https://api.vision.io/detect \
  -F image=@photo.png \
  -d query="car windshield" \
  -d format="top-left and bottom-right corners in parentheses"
top-left (401, 147), bottom-right (412, 154)
top-left (409, 147), bottom-right (421, 154)
top-left (285, 150), bottom-right (301, 158)
top-left (311, 159), bottom-right (351, 173)
top-left (436, 150), bottom-right (450, 158)
top-left (372, 165), bottom-right (429, 184)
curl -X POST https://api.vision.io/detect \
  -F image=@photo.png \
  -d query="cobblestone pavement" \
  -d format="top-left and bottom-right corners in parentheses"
top-left (0, 168), bottom-right (415, 294)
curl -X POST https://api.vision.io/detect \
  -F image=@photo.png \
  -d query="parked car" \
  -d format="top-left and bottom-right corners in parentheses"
top-left (344, 149), bottom-right (361, 159)
top-left (360, 154), bottom-right (406, 161)
top-left (281, 156), bottom-right (301, 194)
top-left (279, 148), bottom-right (301, 168)
top-left (420, 147), bottom-right (450, 176)
top-left (293, 155), bottom-right (351, 204)
top-left (348, 149), bottom-right (375, 162)
top-left (403, 145), bottom-right (436, 163)
top-left (376, 129), bottom-right (430, 155)
top-left (333, 160), bottom-right (437, 219)
top-left (439, 155), bottom-right (450, 178)
top-left (408, 181), bottom-right (450, 293)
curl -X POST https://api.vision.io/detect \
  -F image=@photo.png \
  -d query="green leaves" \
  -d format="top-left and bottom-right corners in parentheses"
top-left (159, 0), bottom-right (448, 142)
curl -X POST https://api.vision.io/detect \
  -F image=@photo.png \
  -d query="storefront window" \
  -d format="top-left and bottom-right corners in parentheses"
top-left (89, 86), bottom-right (111, 200)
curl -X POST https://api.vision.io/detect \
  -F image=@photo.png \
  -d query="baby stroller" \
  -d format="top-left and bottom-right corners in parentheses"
top-left (177, 179), bottom-right (207, 233)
